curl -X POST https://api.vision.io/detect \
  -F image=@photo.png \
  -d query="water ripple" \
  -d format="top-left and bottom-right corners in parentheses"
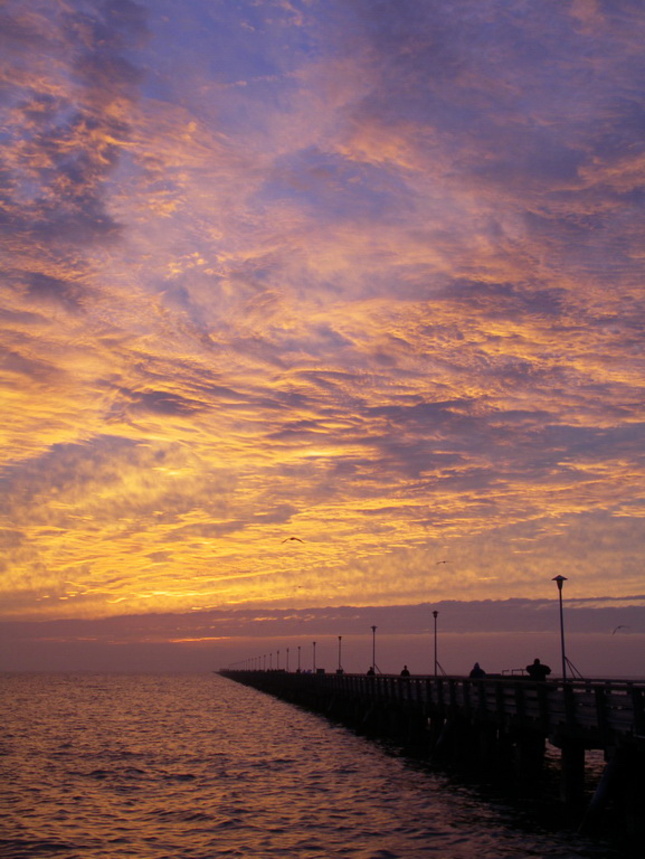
top-left (0, 673), bottom-right (618, 859)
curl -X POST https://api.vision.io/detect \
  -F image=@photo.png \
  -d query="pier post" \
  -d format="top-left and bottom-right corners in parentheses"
top-left (559, 740), bottom-right (586, 806)
top-left (578, 750), bottom-right (621, 834)
top-left (476, 723), bottom-right (499, 768)
top-left (514, 730), bottom-right (546, 781)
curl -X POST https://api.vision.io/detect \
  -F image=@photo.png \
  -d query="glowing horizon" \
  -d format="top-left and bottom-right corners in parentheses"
top-left (2, 0), bottom-right (644, 627)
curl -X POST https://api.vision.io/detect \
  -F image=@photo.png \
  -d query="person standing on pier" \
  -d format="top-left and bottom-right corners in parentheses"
top-left (526, 658), bottom-right (551, 680)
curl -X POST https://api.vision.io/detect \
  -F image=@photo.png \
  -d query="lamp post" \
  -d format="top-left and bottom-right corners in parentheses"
top-left (286, 648), bottom-right (290, 672)
top-left (277, 650), bottom-right (280, 670)
top-left (433, 610), bottom-right (438, 678)
top-left (371, 625), bottom-right (377, 674)
top-left (337, 635), bottom-right (342, 673)
top-left (297, 645), bottom-right (301, 673)
top-left (313, 641), bottom-right (317, 672)
top-left (552, 575), bottom-right (568, 680)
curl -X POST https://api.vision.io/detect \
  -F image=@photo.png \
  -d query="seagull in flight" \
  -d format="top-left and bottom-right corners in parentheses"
top-left (612, 625), bottom-right (629, 634)
top-left (435, 559), bottom-right (449, 565)
top-left (282, 536), bottom-right (304, 543)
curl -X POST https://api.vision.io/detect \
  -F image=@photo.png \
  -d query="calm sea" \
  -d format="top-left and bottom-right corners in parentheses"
top-left (0, 673), bottom-right (622, 859)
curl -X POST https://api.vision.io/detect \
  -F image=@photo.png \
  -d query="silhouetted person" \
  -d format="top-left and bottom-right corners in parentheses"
top-left (400, 665), bottom-right (410, 677)
top-left (526, 658), bottom-right (551, 681)
top-left (469, 662), bottom-right (485, 678)
top-left (367, 666), bottom-right (375, 676)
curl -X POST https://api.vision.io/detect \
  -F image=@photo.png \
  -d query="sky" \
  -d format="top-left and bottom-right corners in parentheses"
top-left (1, 0), bottom-right (644, 675)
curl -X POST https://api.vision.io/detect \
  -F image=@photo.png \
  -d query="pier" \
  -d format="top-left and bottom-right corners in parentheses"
top-left (220, 669), bottom-right (645, 839)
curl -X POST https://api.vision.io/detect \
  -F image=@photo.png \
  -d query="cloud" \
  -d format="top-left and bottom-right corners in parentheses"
top-left (1, 0), bottom-right (643, 632)
top-left (2, 3), bottom-right (146, 247)
top-left (2, 597), bottom-right (645, 674)
top-left (3, 596), bottom-right (645, 641)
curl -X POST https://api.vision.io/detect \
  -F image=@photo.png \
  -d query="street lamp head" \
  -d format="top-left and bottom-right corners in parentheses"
top-left (552, 575), bottom-right (568, 591)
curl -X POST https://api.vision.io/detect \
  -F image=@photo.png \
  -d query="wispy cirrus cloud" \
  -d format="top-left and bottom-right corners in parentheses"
top-left (0, 0), bottom-right (643, 642)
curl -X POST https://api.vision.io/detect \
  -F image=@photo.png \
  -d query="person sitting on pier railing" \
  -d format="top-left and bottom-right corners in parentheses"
top-left (400, 665), bottom-right (410, 677)
top-left (526, 658), bottom-right (551, 681)
top-left (469, 662), bottom-right (486, 678)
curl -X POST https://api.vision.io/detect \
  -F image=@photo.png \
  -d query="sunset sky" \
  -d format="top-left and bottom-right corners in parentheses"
top-left (2, 0), bottom-right (644, 674)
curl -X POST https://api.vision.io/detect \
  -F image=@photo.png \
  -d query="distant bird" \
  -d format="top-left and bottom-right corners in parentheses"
top-left (612, 625), bottom-right (630, 634)
top-left (435, 559), bottom-right (449, 565)
top-left (282, 536), bottom-right (304, 543)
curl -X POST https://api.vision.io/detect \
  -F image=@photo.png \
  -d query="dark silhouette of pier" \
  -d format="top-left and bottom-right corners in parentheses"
top-left (220, 669), bottom-right (645, 840)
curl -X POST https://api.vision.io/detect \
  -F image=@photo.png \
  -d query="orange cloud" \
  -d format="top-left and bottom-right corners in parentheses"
top-left (1, 0), bottom-right (643, 628)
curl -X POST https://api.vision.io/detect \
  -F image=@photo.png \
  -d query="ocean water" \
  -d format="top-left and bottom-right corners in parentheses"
top-left (0, 673), bottom-right (620, 859)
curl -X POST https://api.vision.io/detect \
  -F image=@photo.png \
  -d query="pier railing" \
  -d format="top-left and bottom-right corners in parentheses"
top-left (321, 673), bottom-right (645, 743)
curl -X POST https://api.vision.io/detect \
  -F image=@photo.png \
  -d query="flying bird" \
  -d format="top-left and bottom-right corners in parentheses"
top-left (612, 625), bottom-right (630, 634)
top-left (282, 536), bottom-right (304, 543)
top-left (435, 559), bottom-right (449, 565)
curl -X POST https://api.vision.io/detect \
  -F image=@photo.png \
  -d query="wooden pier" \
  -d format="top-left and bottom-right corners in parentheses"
top-left (220, 669), bottom-right (645, 839)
